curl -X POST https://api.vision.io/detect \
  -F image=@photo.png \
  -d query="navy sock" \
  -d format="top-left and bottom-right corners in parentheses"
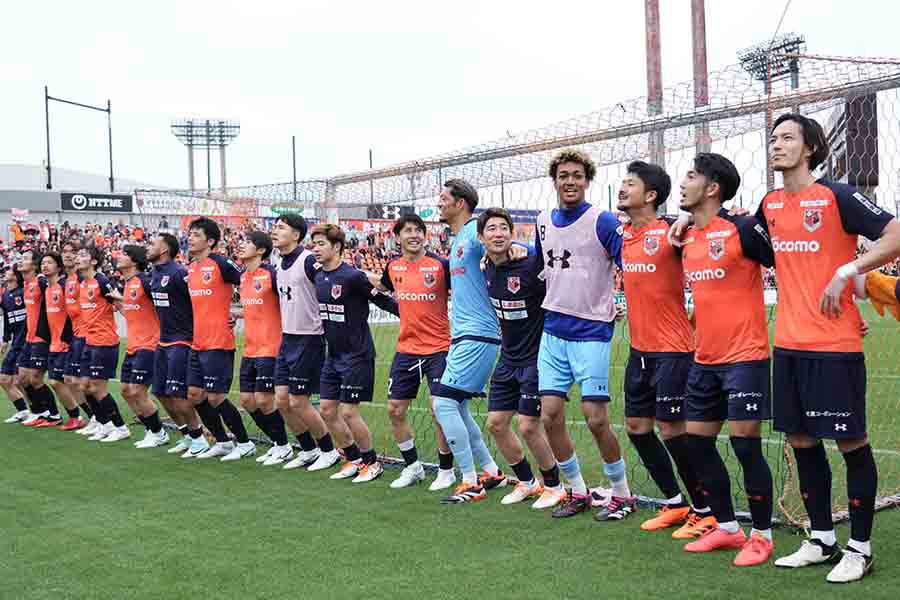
top-left (510, 458), bottom-right (535, 484)
top-left (42, 386), bottom-right (60, 417)
top-left (13, 398), bottom-right (27, 411)
top-left (264, 410), bottom-right (289, 446)
top-left (196, 400), bottom-right (228, 442)
top-left (249, 409), bottom-right (271, 439)
top-left (438, 450), bottom-right (454, 470)
top-left (218, 400), bottom-right (249, 443)
top-left (317, 433), bottom-right (335, 453)
top-left (65, 405), bottom-right (80, 419)
top-left (294, 429), bottom-right (315, 451)
top-left (343, 443), bottom-right (361, 462)
top-left (844, 444), bottom-right (877, 544)
top-left (540, 465), bottom-right (561, 488)
top-left (664, 434), bottom-right (708, 510)
top-left (793, 444), bottom-right (833, 532)
top-left (688, 435), bottom-right (736, 523)
top-left (79, 400), bottom-right (94, 418)
top-left (361, 448), bottom-right (377, 465)
top-left (102, 395), bottom-right (125, 427)
top-left (730, 437), bottom-right (773, 531)
top-left (86, 394), bottom-right (107, 424)
top-left (630, 431), bottom-right (683, 502)
top-left (145, 411), bottom-right (163, 434)
top-left (22, 385), bottom-right (39, 413)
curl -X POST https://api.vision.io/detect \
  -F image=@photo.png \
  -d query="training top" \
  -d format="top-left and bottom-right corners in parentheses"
top-left (681, 208), bottom-right (774, 365)
top-left (272, 246), bottom-right (323, 336)
top-left (484, 253), bottom-right (545, 366)
top-left (240, 263), bottom-right (283, 358)
top-left (1, 288), bottom-right (27, 349)
top-left (535, 201), bottom-right (621, 342)
top-left (381, 252), bottom-right (451, 355)
top-left (24, 275), bottom-right (47, 344)
top-left (79, 272), bottom-right (119, 347)
top-left (45, 278), bottom-right (72, 353)
top-left (756, 179), bottom-right (893, 353)
top-left (187, 253), bottom-right (242, 351)
top-left (448, 218), bottom-right (499, 343)
top-left (64, 274), bottom-right (84, 338)
top-left (621, 216), bottom-right (694, 354)
top-left (151, 260), bottom-right (193, 346)
top-left (316, 262), bottom-right (399, 366)
top-left (122, 273), bottom-right (160, 354)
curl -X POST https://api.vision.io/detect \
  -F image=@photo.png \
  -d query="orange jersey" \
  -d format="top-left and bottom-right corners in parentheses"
top-left (681, 210), bottom-right (774, 365)
top-left (24, 276), bottom-right (45, 343)
top-left (757, 180), bottom-right (894, 353)
top-left (122, 274), bottom-right (160, 353)
top-left (380, 252), bottom-right (451, 355)
top-left (79, 273), bottom-right (119, 347)
top-left (240, 264), bottom-right (282, 358)
top-left (64, 275), bottom-right (84, 337)
top-left (187, 254), bottom-right (242, 351)
top-left (622, 217), bottom-right (694, 354)
top-left (45, 279), bottom-right (71, 353)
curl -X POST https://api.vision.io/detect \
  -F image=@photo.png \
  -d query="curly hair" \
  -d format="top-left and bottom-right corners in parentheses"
top-left (549, 149), bottom-right (596, 182)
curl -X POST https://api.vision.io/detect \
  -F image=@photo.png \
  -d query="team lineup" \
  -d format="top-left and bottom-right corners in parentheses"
top-left (5, 113), bottom-right (900, 584)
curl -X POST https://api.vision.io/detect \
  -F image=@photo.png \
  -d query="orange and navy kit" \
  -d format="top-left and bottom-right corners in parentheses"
top-left (64, 274), bottom-right (87, 378)
top-left (757, 179), bottom-right (894, 439)
top-left (79, 272), bottom-right (120, 381)
top-left (20, 275), bottom-right (50, 371)
top-left (120, 274), bottom-right (160, 386)
top-left (681, 209), bottom-right (774, 422)
top-left (45, 277), bottom-right (73, 382)
top-left (239, 264), bottom-right (282, 394)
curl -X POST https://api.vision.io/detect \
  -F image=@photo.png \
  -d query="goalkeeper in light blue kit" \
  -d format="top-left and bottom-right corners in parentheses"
top-left (433, 179), bottom-right (507, 504)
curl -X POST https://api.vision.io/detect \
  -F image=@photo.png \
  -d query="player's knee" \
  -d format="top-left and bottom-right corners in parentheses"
top-left (187, 388), bottom-right (203, 403)
top-left (518, 416), bottom-right (541, 439)
top-left (657, 420), bottom-right (684, 440)
top-left (625, 417), bottom-right (652, 436)
top-left (387, 401), bottom-right (407, 424)
top-left (486, 413), bottom-right (510, 437)
top-left (319, 402), bottom-right (338, 421)
top-left (787, 432), bottom-right (818, 449)
top-left (584, 410), bottom-right (610, 435)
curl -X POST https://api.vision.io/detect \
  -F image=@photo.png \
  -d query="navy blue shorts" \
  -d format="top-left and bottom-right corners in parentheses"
top-left (488, 358), bottom-right (541, 417)
top-left (20, 342), bottom-right (49, 371)
top-left (685, 359), bottom-right (771, 422)
top-left (320, 356), bottom-right (374, 404)
top-left (1, 345), bottom-right (22, 375)
top-left (80, 344), bottom-right (119, 381)
top-left (121, 349), bottom-right (155, 386)
top-left (188, 349), bottom-right (235, 394)
top-left (65, 336), bottom-right (86, 378)
top-left (773, 348), bottom-right (866, 440)
top-left (240, 356), bottom-right (276, 394)
top-left (388, 351), bottom-right (447, 400)
top-left (152, 344), bottom-right (190, 398)
top-left (275, 334), bottom-right (325, 397)
top-left (48, 351), bottom-right (68, 382)
top-left (624, 350), bottom-right (693, 422)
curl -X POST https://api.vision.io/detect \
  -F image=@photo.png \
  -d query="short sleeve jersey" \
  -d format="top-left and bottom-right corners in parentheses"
top-left (756, 179), bottom-right (893, 353)
top-left (151, 260), bottom-right (193, 346)
top-left (24, 276), bottom-right (46, 343)
top-left (122, 274), bottom-right (160, 354)
top-left (621, 217), bottom-right (694, 354)
top-left (64, 275), bottom-right (84, 338)
top-left (240, 264), bottom-right (282, 358)
top-left (448, 219), bottom-right (499, 342)
top-left (187, 254), bottom-right (242, 351)
top-left (681, 209), bottom-right (774, 365)
top-left (484, 254), bottom-right (545, 366)
top-left (45, 278), bottom-right (71, 353)
top-left (79, 272), bottom-right (119, 347)
top-left (381, 252), bottom-right (451, 355)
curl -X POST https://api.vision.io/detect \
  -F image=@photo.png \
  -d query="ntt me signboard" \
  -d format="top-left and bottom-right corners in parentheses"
top-left (61, 192), bottom-right (133, 213)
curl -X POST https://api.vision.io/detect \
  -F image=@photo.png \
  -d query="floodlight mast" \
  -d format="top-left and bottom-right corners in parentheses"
top-left (170, 119), bottom-right (240, 195)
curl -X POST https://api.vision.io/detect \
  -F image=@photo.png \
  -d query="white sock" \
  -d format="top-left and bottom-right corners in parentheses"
top-left (482, 460), bottom-right (499, 477)
top-left (751, 528), bottom-right (772, 541)
top-left (847, 539), bottom-right (872, 556)
top-left (462, 471), bottom-right (478, 485)
top-left (693, 505), bottom-right (711, 514)
top-left (569, 474), bottom-right (588, 496)
top-left (665, 493), bottom-right (684, 506)
top-left (718, 520), bottom-right (741, 534)
top-left (810, 529), bottom-right (837, 547)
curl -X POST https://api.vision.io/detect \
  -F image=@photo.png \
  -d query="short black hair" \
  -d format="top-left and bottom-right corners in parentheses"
top-left (627, 161), bottom-right (671, 210)
top-left (21, 249), bottom-right (42, 269)
top-left (157, 233), bottom-right (180, 260)
top-left (80, 245), bottom-right (103, 268)
top-left (392, 213), bottom-right (426, 236)
top-left (122, 245), bottom-right (149, 271)
top-left (444, 179), bottom-right (479, 213)
top-left (8, 266), bottom-right (24, 288)
top-left (246, 230), bottom-right (273, 261)
top-left (477, 207), bottom-right (515, 235)
top-left (41, 252), bottom-right (64, 272)
top-left (61, 237), bottom-right (83, 252)
top-left (188, 217), bottom-right (221, 247)
top-left (692, 153), bottom-right (741, 201)
top-left (276, 213), bottom-right (308, 242)
top-left (771, 113), bottom-right (829, 171)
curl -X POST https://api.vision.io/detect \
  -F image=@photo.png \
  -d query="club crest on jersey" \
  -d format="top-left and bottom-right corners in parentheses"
top-left (52, 291), bottom-right (61, 304)
top-left (643, 236), bottom-right (659, 256)
top-left (87, 288), bottom-right (96, 300)
top-left (803, 208), bottom-right (823, 232)
top-left (708, 239), bottom-right (725, 261)
top-left (129, 287), bottom-right (139, 300)
top-left (331, 284), bottom-right (342, 299)
top-left (14, 296), bottom-right (22, 306)
top-left (160, 276), bottom-right (169, 287)
top-left (423, 272), bottom-right (436, 288)
top-left (202, 271), bottom-right (213, 284)
top-left (507, 276), bottom-right (521, 294)
top-left (253, 279), bottom-right (263, 293)
top-left (456, 245), bottom-right (464, 259)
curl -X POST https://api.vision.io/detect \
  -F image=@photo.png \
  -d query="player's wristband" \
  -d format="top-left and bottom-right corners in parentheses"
top-left (836, 262), bottom-right (859, 280)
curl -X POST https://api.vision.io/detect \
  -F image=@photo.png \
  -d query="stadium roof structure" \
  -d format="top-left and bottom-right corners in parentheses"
top-left (0, 164), bottom-right (165, 193)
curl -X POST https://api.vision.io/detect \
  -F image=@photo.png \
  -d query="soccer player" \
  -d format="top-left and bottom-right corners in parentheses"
top-left (479, 208), bottom-right (565, 508)
top-left (758, 114), bottom-right (900, 582)
top-left (77, 246), bottom-right (130, 442)
top-left (148, 233), bottom-right (207, 457)
top-left (234, 231), bottom-right (292, 466)
top-left (534, 149), bottom-right (633, 520)
top-left (310, 224), bottom-right (399, 483)
top-left (674, 153), bottom-right (776, 567)
top-left (432, 179), bottom-right (505, 504)
top-left (617, 161), bottom-right (714, 537)
top-left (1, 268), bottom-right (29, 423)
top-left (18, 249), bottom-right (61, 427)
top-left (268, 214), bottom-right (335, 471)
top-left (369, 214), bottom-right (456, 490)
top-left (40, 253), bottom-right (84, 429)
top-left (111, 245), bottom-right (169, 448)
top-left (61, 239), bottom-right (95, 432)
top-left (185, 217), bottom-right (255, 461)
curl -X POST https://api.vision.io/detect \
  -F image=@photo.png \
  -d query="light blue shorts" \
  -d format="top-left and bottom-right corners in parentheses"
top-left (439, 338), bottom-right (499, 399)
top-left (538, 332), bottom-right (611, 402)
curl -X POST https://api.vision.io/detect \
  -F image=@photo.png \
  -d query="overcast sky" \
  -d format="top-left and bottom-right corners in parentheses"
top-left (2, 0), bottom-right (898, 190)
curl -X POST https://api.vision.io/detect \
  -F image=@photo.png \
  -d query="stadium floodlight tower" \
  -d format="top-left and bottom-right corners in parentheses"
top-left (171, 118), bottom-right (240, 196)
top-left (738, 32), bottom-right (806, 190)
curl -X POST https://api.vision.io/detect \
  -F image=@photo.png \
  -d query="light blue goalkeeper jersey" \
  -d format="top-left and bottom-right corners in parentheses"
top-left (448, 218), bottom-right (500, 342)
